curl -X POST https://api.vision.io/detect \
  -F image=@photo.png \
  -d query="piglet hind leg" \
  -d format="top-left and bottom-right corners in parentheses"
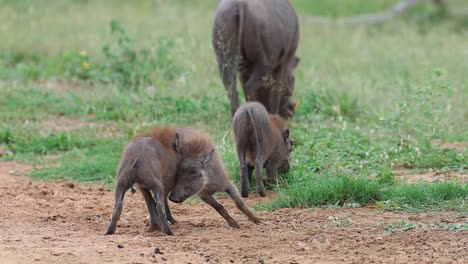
top-left (236, 142), bottom-right (250, 198)
top-left (254, 155), bottom-right (266, 197)
top-left (105, 181), bottom-right (132, 235)
top-left (265, 160), bottom-right (279, 188)
top-left (150, 185), bottom-right (174, 236)
top-left (247, 165), bottom-right (254, 182)
top-left (140, 187), bottom-right (162, 232)
top-left (200, 194), bottom-right (240, 229)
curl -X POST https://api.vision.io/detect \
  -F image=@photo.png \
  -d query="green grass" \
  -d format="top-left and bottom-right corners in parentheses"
top-left (265, 173), bottom-right (382, 209)
top-left (263, 173), bottom-right (467, 212)
top-left (0, 0), bottom-right (467, 212)
top-left (0, 129), bottom-right (95, 155)
top-left (31, 142), bottom-right (122, 184)
top-left (291, 0), bottom-right (399, 16)
top-left (0, 84), bottom-right (82, 120)
top-left (383, 182), bottom-right (468, 211)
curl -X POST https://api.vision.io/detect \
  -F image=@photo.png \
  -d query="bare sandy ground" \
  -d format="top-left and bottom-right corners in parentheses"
top-left (0, 161), bottom-right (466, 264)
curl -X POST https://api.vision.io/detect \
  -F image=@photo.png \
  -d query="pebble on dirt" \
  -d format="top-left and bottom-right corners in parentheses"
top-left (117, 244), bottom-right (124, 249)
top-left (154, 247), bottom-right (163, 255)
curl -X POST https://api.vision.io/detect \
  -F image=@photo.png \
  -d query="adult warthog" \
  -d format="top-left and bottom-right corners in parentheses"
top-left (212, 0), bottom-right (300, 118)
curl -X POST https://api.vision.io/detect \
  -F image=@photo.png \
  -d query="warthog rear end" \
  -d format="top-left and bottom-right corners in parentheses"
top-left (212, 0), bottom-right (300, 118)
top-left (233, 102), bottom-right (293, 197)
top-left (105, 136), bottom-right (177, 236)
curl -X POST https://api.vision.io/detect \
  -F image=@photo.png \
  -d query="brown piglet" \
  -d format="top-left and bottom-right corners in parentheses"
top-left (105, 136), bottom-right (178, 236)
top-left (140, 127), bottom-right (261, 229)
top-left (232, 102), bottom-right (293, 198)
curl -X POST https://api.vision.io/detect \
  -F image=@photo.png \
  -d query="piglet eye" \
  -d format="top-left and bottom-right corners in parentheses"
top-left (190, 167), bottom-right (197, 174)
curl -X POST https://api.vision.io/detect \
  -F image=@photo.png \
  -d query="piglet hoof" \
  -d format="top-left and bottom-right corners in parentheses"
top-left (164, 230), bottom-right (175, 236)
top-left (228, 220), bottom-right (241, 229)
top-left (241, 190), bottom-right (249, 198)
top-left (168, 217), bottom-right (177, 225)
top-left (163, 225), bottom-right (175, 236)
top-left (252, 217), bottom-right (261, 224)
top-left (257, 189), bottom-right (266, 197)
top-left (104, 229), bottom-right (115, 236)
top-left (149, 225), bottom-right (161, 233)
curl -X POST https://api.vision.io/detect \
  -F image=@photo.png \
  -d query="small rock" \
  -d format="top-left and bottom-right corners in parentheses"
top-left (230, 260), bottom-right (234, 263)
top-left (161, 257), bottom-right (167, 261)
top-left (63, 182), bottom-right (75, 189)
top-left (140, 253), bottom-right (144, 257)
top-left (117, 244), bottom-right (124, 249)
top-left (154, 247), bottom-right (164, 255)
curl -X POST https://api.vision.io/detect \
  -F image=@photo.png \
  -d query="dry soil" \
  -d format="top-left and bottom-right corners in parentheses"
top-left (0, 161), bottom-right (466, 264)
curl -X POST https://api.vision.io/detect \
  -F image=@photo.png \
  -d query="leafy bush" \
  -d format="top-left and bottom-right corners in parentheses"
top-left (64, 20), bottom-right (181, 89)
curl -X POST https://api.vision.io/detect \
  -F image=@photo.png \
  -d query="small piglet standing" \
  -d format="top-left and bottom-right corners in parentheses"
top-left (105, 136), bottom-right (177, 236)
top-left (232, 102), bottom-right (293, 198)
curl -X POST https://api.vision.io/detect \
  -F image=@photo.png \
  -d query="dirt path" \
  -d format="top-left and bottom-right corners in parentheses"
top-left (0, 162), bottom-right (466, 264)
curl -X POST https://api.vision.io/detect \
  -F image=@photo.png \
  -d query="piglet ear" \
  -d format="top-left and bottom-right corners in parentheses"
top-left (292, 99), bottom-right (299, 111)
top-left (294, 57), bottom-right (300, 67)
top-left (290, 56), bottom-right (300, 69)
top-left (202, 149), bottom-right (215, 169)
top-left (283, 128), bottom-right (290, 143)
top-left (172, 133), bottom-right (180, 157)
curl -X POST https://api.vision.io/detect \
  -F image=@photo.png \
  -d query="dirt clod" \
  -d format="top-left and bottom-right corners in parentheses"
top-left (154, 247), bottom-right (163, 255)
top-left (63, 182), bottom-right (75, 189)
top-left (117, 244), bottom-right (124, 249)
